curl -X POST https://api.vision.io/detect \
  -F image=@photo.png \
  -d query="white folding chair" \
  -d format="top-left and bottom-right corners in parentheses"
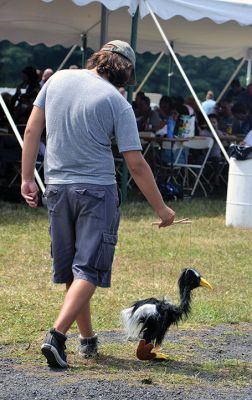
top-left (173, 137), bottom-right (214, 197)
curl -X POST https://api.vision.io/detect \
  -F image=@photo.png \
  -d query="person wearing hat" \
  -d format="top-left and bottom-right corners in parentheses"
top-left (21, 40), bottom-right (175, 368)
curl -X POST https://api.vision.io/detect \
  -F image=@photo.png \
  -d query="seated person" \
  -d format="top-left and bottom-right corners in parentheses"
top-left (135, 95), bottom-right (161, 132)
top-left (200, 113), bottom-right (226, 159)
top-left (216, 100), bottom-right (234, 134)
top-left (10, 66), bottom-right (41, 124)
top-left (231, 102), bottom-right (252, 137)
top-left (225, 78), bottom-right (245, 103)
top-left (202, 90), bottom-right (216, 115)
top-left (174, 101), bottom-right (196, 138)
top-left (158, 106), bottom-right (188, 165)
top-left (40, 68), bottom-right (54, 87)
top-left (185, 96), bottom-right (202, 122)
top-left (158, 95), bottom-right (173, 129)
top-left (118, 87), bottom-right (126, 97)
top-left (236, 83), bottom-right (252, 114)
top-left (132, 91), bottom-right (145, 118)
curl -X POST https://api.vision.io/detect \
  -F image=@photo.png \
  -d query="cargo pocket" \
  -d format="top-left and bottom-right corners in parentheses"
top-left (75, 189), bottom-right (105, 219)
top-left (95, 232), bottom-right (118, 271)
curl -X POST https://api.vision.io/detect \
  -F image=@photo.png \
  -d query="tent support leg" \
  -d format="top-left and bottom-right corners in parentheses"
top-left (56, 44), bottom-right (78, 71)
top-left (144, 0), bottom-right (230, 164)
top-left (246, 59), bottom-right (252, 85)
top-left (216, 58), bottom-right (246, 103)
top-left (121, 6), bottom-right (139, 203)
top-left (167, 45), bottom-right (174, 96)
top-left (80, 33), bottom-right (87, 68)
top-left (0, 94), bottom-right (45, 193)
top-left (135, 51), bottom-right (165, 94)
top-left (100, 4), bottom-right (108, 47)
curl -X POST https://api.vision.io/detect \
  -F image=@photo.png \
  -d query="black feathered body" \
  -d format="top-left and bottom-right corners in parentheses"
top-left (121, 268), bottom-right (199, 347)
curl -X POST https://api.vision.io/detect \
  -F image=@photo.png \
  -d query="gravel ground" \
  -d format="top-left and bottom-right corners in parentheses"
top-left (0, 323), bottom-right (251, 400)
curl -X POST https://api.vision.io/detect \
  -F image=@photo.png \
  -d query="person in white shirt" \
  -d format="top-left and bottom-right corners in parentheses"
top-left (202, 90), bottom-right (216, 115)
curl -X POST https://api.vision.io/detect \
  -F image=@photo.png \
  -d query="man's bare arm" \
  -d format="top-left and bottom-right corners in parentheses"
top-left (21, 106), bottom-right (45, 207)
top-left (122, 150), bottom-right (175, 227)
top-left (22, 105), bottom-right (45, 181)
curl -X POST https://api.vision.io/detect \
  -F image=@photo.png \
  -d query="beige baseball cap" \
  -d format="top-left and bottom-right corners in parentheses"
top-left (100, 40), bottom-right (136, 85)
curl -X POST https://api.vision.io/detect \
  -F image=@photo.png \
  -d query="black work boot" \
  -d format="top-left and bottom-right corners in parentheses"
top-left (41, 328), bottom-right (68, 368)
top-left (78, 333), bottom-right (98, 358)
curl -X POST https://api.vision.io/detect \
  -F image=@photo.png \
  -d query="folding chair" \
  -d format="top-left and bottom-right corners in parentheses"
top-left (173, 137), bottom-right (214, 197)
top-left (155, 139), bottom-right (185, 183)
top-left (8, 158), bottom-right (44, 188)
top-left (204, 157), bottom-right (229, 189)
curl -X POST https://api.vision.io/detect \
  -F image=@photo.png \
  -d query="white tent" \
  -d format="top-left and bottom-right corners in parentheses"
top-left (0, 0), bottom-right (252, 60)
top-left (1, 0), bottom-right (252, 194)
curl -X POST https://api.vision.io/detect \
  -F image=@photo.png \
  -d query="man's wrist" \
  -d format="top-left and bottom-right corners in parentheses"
top-left (22, 178), bottom-right (35, 183)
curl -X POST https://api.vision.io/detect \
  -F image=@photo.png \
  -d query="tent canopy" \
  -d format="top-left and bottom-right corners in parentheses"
top-left (1, 0), bottom-right (251, 194)
top-left (0, 0), bottom-right (252, 59)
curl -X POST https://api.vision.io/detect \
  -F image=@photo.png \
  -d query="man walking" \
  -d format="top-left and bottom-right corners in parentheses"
top-left (21, 40), bottom-right (175, 368)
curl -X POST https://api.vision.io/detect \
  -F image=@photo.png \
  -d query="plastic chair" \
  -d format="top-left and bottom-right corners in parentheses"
top-left (173, 137), bottom-right (214, 197)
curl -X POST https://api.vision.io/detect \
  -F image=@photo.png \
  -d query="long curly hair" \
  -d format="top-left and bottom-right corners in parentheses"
top-left (86, 51), bottom-right (133, 87)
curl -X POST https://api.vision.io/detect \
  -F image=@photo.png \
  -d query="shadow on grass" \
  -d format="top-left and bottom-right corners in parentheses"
top-left (69, 353), bottom-right (247, 386)
top-left (1, 342), bottom-right (250, 388)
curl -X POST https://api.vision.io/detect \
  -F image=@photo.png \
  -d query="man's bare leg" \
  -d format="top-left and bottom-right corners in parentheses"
top-left (65, 281), bottom-right (94, 337)
top-left (54, 279), bottom-right (96, 335)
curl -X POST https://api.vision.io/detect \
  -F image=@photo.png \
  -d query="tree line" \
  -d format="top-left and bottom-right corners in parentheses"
top-left (0, 40), bottom-right (247, 101)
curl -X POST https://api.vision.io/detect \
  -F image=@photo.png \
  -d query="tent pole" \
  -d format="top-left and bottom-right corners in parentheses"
top-left (144, 0), bottom-right (229, 164)
top-left (80, 33), bottom-right (87, 68)
top-left (121, 6), bottom-right (139, 203)
top-left (135, 51), bottom-right (165, 94)
top-left (167, 41), bottom-right (174, 96)
top-left (0, 94), bottom-right (45, 193)
top-left (216, 58), bottom-right (246, 103)
top-left (246, 59), bottom-right (252, 85)
top-left (100, 4), bottom-right (108, 47)
top-left (56, 44), bottom-right (78, 71)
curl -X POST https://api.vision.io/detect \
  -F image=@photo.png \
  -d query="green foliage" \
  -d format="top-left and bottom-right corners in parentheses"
top-left (0, 41), bottom-right (91, 87)
top-left (0, 40), bottom-right (247, 101)
top-left (135, 52), bottom-right (247, 100)
top-left (0, 43), bottom-right (33, 87)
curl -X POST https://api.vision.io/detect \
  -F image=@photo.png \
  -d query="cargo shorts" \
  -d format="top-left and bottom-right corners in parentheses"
top-left (43, 183), bottom-right (120, 288)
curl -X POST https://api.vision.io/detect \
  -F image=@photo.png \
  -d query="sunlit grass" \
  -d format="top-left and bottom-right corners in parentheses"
top-left (1, 198), bottom-right (251, 389)
top-left (0, 198), bottom-right (251, 345)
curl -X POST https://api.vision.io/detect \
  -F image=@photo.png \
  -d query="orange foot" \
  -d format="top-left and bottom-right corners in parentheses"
top-left (136, 339), bottom-right (169, 361)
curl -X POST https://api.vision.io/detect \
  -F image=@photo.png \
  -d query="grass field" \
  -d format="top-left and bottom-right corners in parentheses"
top-left (0, 198), bottom-right (251, 390)
top-left (1, 197), bottom-right (251, 344)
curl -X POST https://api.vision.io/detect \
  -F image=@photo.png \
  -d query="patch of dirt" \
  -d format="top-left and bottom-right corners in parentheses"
top-left (0, 323), bottom-right (251, 400)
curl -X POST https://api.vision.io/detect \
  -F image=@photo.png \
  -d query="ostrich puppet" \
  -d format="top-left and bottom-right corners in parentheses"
top-left (121, 268), bottom-right (212, 360)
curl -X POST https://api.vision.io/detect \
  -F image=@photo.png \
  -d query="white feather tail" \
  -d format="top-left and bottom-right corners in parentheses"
top-left (121, 304), bottom-right (157, 340)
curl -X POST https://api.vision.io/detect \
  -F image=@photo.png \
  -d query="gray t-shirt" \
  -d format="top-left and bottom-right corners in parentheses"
top-left (34, 69), bottom-right (142, 185)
